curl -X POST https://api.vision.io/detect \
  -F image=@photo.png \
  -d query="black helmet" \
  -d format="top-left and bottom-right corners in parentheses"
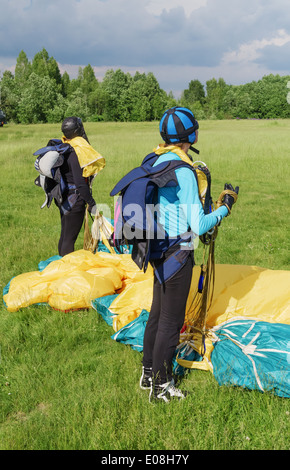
top-left (61, 116), bottom-right (89, 142)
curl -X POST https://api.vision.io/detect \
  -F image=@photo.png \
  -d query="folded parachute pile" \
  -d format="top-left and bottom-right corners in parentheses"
top-left (3, 249), bottom-right (290, 398)
top-left (3, 249), bottom-right (153, 316)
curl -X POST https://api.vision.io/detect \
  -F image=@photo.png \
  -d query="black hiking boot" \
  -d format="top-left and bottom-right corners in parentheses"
top-left (140, 366), bottom-right (152, 390)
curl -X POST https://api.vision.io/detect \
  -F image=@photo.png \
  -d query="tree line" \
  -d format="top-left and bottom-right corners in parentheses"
top-left (1, 48), bottom-right (290, 124)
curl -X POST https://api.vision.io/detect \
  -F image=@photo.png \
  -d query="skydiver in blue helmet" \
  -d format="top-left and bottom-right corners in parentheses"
top-left (140, 107), bottom-right (239, 403)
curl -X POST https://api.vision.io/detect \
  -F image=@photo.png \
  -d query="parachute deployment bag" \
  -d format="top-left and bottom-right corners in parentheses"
top-left (34, 139), bottom-right (77, 214)
top-left (110, 153), bottom-right (213, 282)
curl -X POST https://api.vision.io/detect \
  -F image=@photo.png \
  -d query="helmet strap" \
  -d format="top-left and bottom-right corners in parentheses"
top-left (189, 145), bottom-right (200, 155)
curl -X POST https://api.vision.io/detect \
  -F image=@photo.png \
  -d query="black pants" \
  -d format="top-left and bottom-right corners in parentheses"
top-left (142, 253), bottom-right (193, 384)
top-left (58, 198), bottom-right (86, 256)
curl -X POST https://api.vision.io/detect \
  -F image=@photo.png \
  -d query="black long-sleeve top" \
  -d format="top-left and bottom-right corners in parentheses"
top-left (61, 148), bottom-right (96, 208)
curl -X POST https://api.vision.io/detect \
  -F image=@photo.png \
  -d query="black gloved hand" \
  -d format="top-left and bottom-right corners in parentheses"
top-left (222, 183), bottom-right (239, 214)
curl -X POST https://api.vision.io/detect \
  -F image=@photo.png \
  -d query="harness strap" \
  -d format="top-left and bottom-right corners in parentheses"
top-left (152, 246), bottom-right (194, 284)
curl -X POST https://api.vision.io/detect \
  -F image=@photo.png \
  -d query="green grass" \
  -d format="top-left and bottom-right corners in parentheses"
top-left (0, 120), bottom-right (289, 450)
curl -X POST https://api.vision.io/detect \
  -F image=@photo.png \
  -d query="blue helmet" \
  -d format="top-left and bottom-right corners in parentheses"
top-left (159, 107), bottom-right (199, 144)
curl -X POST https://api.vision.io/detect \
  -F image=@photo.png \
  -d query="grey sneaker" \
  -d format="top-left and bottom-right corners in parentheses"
top-left (149, 379), bottom-right (188, 403)
top-left (140, 366), bottom-right (152, 390)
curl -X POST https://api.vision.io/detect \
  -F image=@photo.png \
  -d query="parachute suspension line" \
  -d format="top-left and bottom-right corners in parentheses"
top-left (83, 206), bottom-right (98, 252)
top-left (183, 226), bottom-right (218, 356)
top-left (83, 177), bottom-right (97, 252)
top-left (83, 179), bottom-right (114, 254)
top-left (83, 206), bottom-right (114, 254)
top-left (216, 189), bottom-right (238, 214)
top-left (183, 187), bottom-right (237, 342)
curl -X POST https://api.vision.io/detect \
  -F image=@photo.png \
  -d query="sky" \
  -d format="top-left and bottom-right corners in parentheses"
top-left (0, 0), bottom-right (290, 96)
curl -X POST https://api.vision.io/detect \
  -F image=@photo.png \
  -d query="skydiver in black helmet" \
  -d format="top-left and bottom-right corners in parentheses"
top-left (56, 117), bottom-right (101, 256)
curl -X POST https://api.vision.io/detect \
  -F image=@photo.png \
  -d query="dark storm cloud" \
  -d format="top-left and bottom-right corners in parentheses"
top-left (0, 0), bottom-right (290, 93)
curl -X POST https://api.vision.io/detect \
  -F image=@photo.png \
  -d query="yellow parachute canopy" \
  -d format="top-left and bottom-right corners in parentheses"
top-left (4, 250), bottom-right (290, 396)
top-left (4, 250), bottom-right (289, 327)
top-left (62, 136), bottom-right (106, 177)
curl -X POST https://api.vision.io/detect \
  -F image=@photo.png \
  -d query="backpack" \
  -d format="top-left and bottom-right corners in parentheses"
top-left (34, 139), bottom-right (73, 213)
top-left (110, 152), bottom-right (213, 283)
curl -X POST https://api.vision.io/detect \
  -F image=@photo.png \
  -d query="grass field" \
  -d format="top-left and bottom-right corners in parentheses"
top-left (0, 119), bottom-right (289, 451)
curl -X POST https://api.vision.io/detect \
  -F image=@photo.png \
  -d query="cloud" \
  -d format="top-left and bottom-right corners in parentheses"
top-left (222, 29), bottom-right (290, 65)
top-left (257, 41), bottom-right (290, 70)
top-left (145, 0), bottom-right (207, 17)
top-left (0, 0), bottom-right (264, 66)
top-left (0, 0), bottom-right (290, 94)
